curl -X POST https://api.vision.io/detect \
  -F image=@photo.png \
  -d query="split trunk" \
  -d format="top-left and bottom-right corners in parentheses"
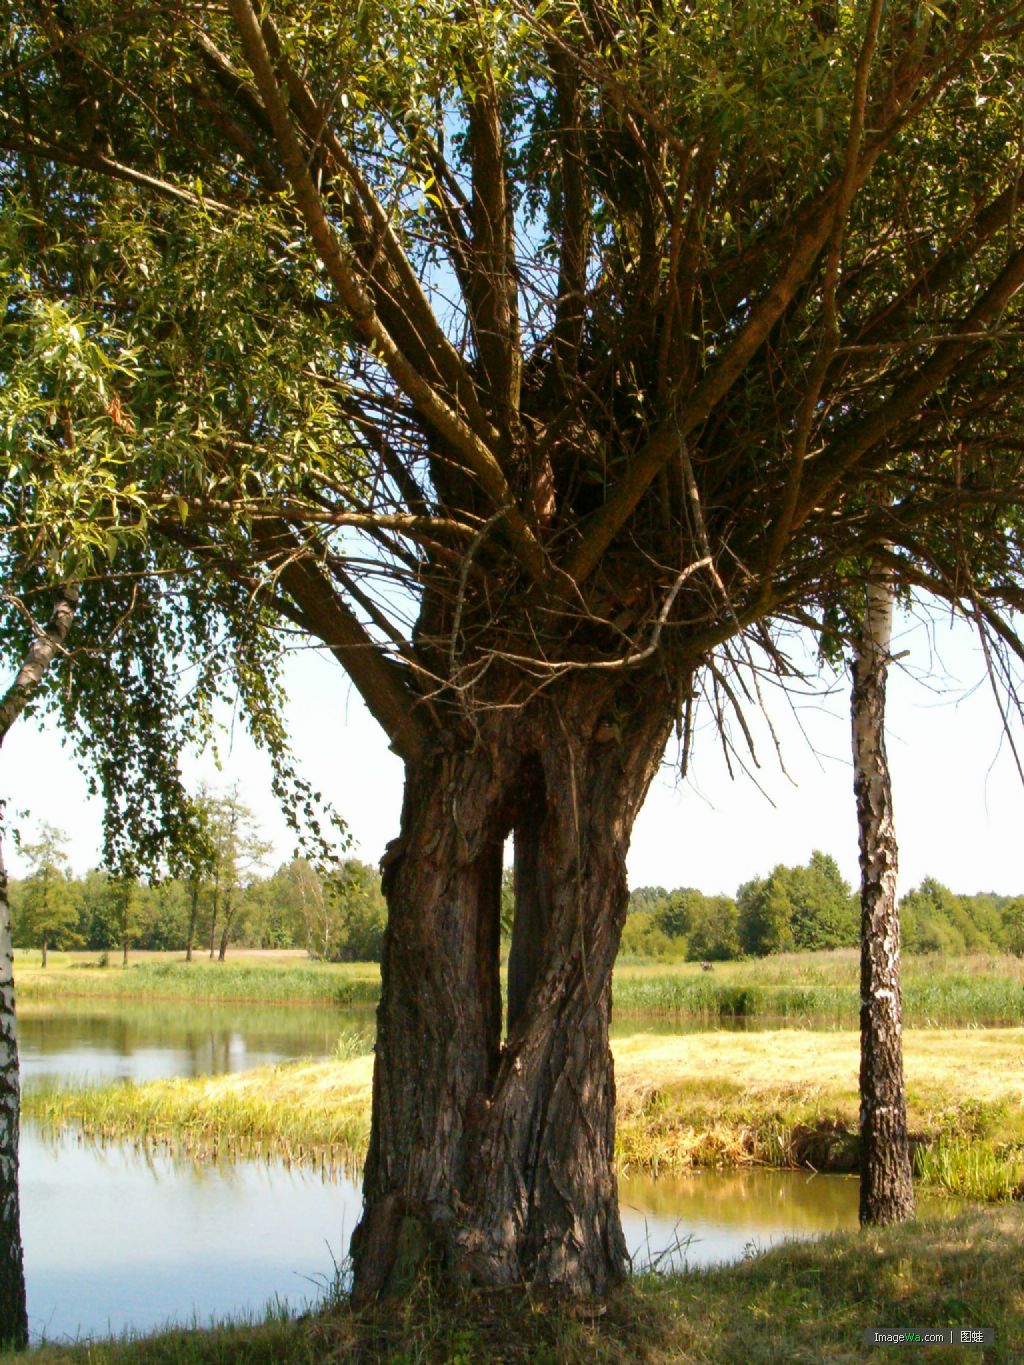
top-left (350, 677), bottom-right (672, 1300)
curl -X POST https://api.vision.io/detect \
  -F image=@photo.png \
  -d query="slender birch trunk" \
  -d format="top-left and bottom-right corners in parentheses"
top-left (852, 562), bottom-right (914, 1225)
top-left (0, 838), bottom-right (28, 1348)
top-left (0, 583), bottom-right (79, 1344)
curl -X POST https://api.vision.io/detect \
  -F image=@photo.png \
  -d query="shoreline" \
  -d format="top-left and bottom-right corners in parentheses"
top-left (4, 1205), bottom-right (1023, 1363)
top-left (24, 1029), bottom-right (1024, 1201)
top-left (14, 951), bottom-right (1024, 1025)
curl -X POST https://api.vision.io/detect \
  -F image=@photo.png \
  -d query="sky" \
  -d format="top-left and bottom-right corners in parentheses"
top-left (3, 603), bottom-right (1023, 898)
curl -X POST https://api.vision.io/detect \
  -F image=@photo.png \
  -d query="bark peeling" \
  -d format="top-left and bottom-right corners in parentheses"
top-left (852, 565), bottom-right (914, 1226)
top-left (0, 839), bottom-right (28, 1348)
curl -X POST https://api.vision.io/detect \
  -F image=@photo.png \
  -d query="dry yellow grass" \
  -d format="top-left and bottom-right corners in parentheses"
top-left (27, 1027), bottom-right (1024, 1197)
top-left (613, 1028), bottom-right (1024, 1111)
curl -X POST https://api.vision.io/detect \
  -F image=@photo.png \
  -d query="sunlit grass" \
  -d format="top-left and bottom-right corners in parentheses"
top-left (25, 1028), bottom-right (1024, 1203)
top-left (14, 958), bottom-right (380, 1007)
top-left (17, 949), bottom-right (1024, 1025)
top-left (613, 950), bottom-right (1024, 1026)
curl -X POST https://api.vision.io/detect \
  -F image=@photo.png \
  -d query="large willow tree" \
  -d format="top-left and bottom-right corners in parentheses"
top-left (4, 0), bottom-right (1024, 1299)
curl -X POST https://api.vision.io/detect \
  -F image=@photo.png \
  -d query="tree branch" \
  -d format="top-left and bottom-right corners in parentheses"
top-left (0, 585), bottom-right (79, 746)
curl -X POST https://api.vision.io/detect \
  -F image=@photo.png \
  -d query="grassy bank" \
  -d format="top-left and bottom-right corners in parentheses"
top-left (13, 958), bottom-right (380, 1008)
top-left (26, 1029), bottom-right (1024, 1202)
top-left (614, 950), bottom-right (1024, 1026)
top-left (4, 1205), bottom-right (1022, 1363)
top-left (16, 949), bottom-right (1024, 1025)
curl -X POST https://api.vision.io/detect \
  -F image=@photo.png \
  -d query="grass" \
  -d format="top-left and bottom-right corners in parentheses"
top-left (3, 1204), bottom-right (1022, 1362)
top-left (25, 1028), bottom-right (1024, 1202)
top-left (26, 1055), bottom-right (375, 1174)
top-left (17, 949), bottom-right (1024, 1026)
top-left (13, 956), bottom-right (380, 1008)
top-left (613, 949), bottom-right (1024, 1026)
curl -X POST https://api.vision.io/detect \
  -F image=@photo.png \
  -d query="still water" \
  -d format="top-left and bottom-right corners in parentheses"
top-left (14, 1000), bottom-right (956, 1345)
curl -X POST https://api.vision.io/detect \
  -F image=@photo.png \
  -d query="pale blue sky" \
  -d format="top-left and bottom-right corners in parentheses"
top-left (4, 605), bottom-right (1023, 897)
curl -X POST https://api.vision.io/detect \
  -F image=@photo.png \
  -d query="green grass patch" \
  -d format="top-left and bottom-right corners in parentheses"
top-left (613, 950), bottom-right (1024, 1026)
top-left (3, 1205), bottom-right (1022, 1363)
top-left (18, 949), bottom-right (1024, 1026)
top-left (25, 1055), bottom-right (374, 1173)
top-left (14, 959), bottom-right (380, 1008)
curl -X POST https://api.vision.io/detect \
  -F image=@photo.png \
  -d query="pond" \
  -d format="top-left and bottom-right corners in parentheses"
top-left (17, 996), bottom-right (829, 1095)
top-left (17, 998), bottom-right (375, 1090)
top-left (14, 1000), bottom-right (961, 1345)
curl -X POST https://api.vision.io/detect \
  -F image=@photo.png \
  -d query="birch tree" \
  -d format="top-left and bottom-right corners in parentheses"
top-left (0, 585), bottom-right (79, 1347)
top-left (852, 561), bottom-right (914, 1224)
top-left (4, 0), bottom-right (1024, 1299)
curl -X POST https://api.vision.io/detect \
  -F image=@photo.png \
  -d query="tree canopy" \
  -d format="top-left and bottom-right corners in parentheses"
top-left (3, 1), bottom-right (1024, 788)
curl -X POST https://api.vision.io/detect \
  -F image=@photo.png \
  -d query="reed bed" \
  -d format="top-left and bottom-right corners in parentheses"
top-left (18, 949), bottom-right (1024, 1025)
top-left (614, 951), bottom-right (1024, 1025)
top-left (14, 960), bottom-right (380, 1008)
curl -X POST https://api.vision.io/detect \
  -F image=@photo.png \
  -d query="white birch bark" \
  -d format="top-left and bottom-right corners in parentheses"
top-left (852, 560), bottom-right (914, 1224)
top-left (0, 582), bottom-right (79, 1345)
top-left (0, 836), bottom-right (28, 1347)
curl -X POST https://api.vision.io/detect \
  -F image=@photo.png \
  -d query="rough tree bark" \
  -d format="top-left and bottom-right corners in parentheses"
top-left (351, 677), bottom-right (673, 1301)
top-left (852, 562), bottom-right (914, 1225)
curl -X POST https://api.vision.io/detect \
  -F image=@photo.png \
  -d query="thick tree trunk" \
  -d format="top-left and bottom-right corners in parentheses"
top-left (0, 840), bottom-right (28, 1349)
top-left (39, 942), bottom-right (46, 970)
top-left (351, 679), bottom-right (672, 1301)
top-left (852, 565), bottom-right (914, 1225)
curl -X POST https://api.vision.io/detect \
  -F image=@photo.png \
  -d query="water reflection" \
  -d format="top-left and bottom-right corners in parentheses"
top-left (620, 1169), bottom-right (959, 1272)
top-left (17, 1000), bottom-right (375, 1091)
top-left (21, 1129), bottom-right (961, 1345)
top-left (20, 1125), bottom-right (361, 1344)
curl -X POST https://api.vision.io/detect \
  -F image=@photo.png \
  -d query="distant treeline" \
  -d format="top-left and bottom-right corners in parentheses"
top-left (624, 852), bottom-right (1024, 961)
top-left (11, 836), bottom-right (1024, 967)
top-left (8, 856), bottom-right (386, 964)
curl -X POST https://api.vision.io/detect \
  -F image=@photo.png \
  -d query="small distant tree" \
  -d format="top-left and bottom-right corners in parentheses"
top-left (238, 875), bottom-right (294, 949)
top-left (206, 791), bottom-right (271, 962)
top-left (281, 858), bottom-right (334, 960)
top-left (792, 852), bottom-right (857, 951)
top-left (1001, 899), bottom-right (1024, 957)
top-left (618, 911), bottom-right (675, 961)
top-left (19, 825), bottom-right (79, 967)
top-left (168, 794), bottom-right (218, 964)
top-left (627, 887), bottom-right (671, 915)
top-left (326, 861), bottom-right (387, 962)
top-left (139, 879), bottom-right (189, 952)
top-left (652, 888), bottom-right (704, 940)
top-left (901, 877), bottom-right (967, 955)
top-left (107, 869), bottom-right (145, 967)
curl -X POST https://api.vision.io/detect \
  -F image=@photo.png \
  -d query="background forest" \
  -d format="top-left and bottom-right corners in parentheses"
top-left (9, 818), bottom-right (1023, 964)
